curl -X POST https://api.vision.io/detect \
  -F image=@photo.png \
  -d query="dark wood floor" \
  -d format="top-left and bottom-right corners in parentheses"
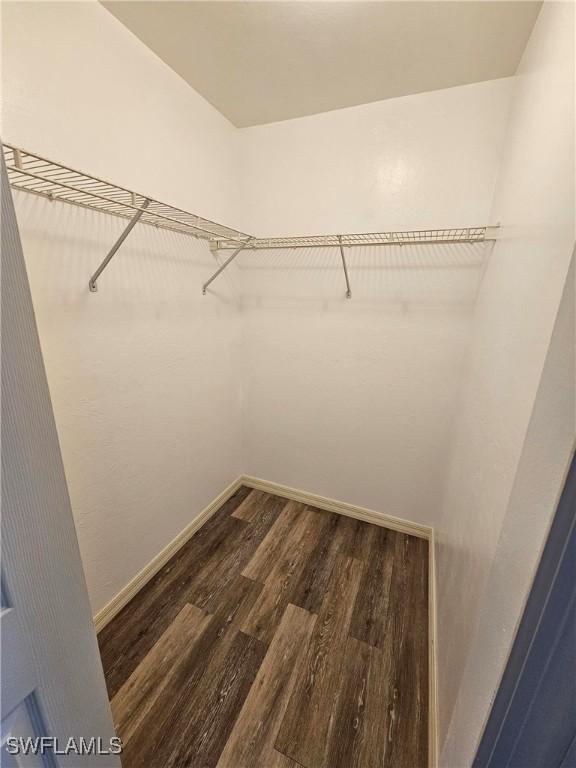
top-left (98, 486), bottom-right (429, 768)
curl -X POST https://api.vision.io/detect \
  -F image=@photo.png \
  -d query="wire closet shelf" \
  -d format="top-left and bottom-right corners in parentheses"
top-left (3, 144), bottom-right (498, 295)
top-left (216, 227), bottom-right (494, 250)
top-left (3, 144), bottom-right (252, 245)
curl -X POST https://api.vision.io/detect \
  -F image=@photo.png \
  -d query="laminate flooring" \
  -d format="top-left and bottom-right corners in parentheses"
top-left (98, 487), bottom-right (429, 768)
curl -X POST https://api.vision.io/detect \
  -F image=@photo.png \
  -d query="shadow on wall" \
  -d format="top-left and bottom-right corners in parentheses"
top-left (12, 189), bottom-right (244, 615)
top-left (238, 243), bottom-right (487, 313)
top-left (15, 190), bottom-right (487, 313)
top-left (12, 191), bottom-right (240, 308)
top-left (239, 242), bottom-right (486, 526)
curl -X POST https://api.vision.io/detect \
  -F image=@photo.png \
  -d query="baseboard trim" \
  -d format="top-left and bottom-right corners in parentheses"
top-left (93, 476), bottom-right (244, 633)
top-left (93, 476), bottom-right (431, 633)
top-left (429, 528), bottom-right (439, 768)
top-left (241, 475), bottom-right (432, 540)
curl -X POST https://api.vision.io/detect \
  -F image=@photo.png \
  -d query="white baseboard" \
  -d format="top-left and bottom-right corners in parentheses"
top-left (241, 475), bottom-right (432, 540)
top-left (429, 528), bottom-right (439, 768)
top-left (93, 476), bottom-right (244, 633)
top-left (93, 472), bottom-right (438, 767)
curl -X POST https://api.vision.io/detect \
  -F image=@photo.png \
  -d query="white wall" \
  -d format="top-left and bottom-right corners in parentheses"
top-left (2, 0), bottom-right (516, 616)
top-left (240, 244), bottom-right (486, 524)
top-left (6, 23), bottom-right (573, 765)
top-left (1, 0), bottom-right (245, 233)
top-left (12, 193), bottom-right (244, 617)
top-left (436, 3), bottom-right (575, 764)
top-left (238, 79), bottom-right (513, 525)
top-left (2, 0), bottom-right (244, 615)
top-left (238, 79), bottom-right (513, 236)
top-left (443, 254), bottom-right (574, 767)
top-left (2, 157), bottom-right (119, 767)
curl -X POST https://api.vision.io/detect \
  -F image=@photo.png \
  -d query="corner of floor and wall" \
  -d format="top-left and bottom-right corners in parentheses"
top-left (2, 1), bottom-right (574, 766)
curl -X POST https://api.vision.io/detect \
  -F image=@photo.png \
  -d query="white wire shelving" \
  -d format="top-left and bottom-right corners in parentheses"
top-left (3, 143), bottom-right (498, 297)
top-left (215, 227), bottom-right (496, 250)
top-left (3, 144), bottom-right (252, 245)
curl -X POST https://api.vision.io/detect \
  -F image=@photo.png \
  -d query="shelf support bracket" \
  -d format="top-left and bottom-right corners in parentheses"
top-left (89, 198), bottom-right (150, 292)
top-left (338, 236), bottom-right (352, 299)
top-left (202, 239), bottom-right (252, 295)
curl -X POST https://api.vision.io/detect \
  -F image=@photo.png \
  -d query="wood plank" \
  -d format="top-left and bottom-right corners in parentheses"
top-left (349, 525), bottom-right (396, 648)
top-left (119, 575), bottom-right (262, 764)
top-left (275, 555), bottom-right (364, 767)
top-left (233, 489), bottom-right (279, 521)
top-left (383, 535), bottom-right (429, 768)
top-left (290, 511), bottom-right (349, 613)
top-left (155, 631), bottom-right (267, 768)
top-left (98, 485), bottom-right (251, 697)
top-left (268, 750), bottom-right (303, 767)
top-left (217, 604), bottom-right (317, 768)
top-left (242, 506), bottom-right (329, 644)
top-left (242, 500), bottom-right (306, 582)
top-left (164, 575), bottom-right (263, 700)
top-left (111, 603), bottom-right (211, 743)
top-left (179, 575), bottom-right (264, 692)
top-left (326, 636), bottom-right (372, 768)
top-left (189, 492), bottom-right (287, 612)
top-left (333, 533), bottom-right (428, 768)
top-left (339, 515), bottom-right (379, 561)
top-left (414, 538), bottom-right (429, 767)
top-left (326, 636), bottom-right (390, 768)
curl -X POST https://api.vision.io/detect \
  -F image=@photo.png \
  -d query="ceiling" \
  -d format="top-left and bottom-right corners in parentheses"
top-left (102, 1), bottom-right (541, 128)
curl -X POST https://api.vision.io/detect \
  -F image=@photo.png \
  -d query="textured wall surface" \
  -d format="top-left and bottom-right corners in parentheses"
top-left (2, 159), bottom-right (119, 764)
top-left (14, 192), bottom-right (243, 615)
top-left (3, 0), bottom-right (245, 616)
top-left (443, 255), bottom-right (574, 767)
top-left (1, 0), bottom-right (244, 232)
top-left (238, 78), bottom-right (513, 236)
top-left (2, 0), bottom-right (515, 616)
top-left (239, 243), bottom-right (486, 525)
top-left (5, 15), bottom-right (574, 766)
top-left (436, 3), bottom-right (575, 763)
top-left (238, 78), bottom-right (512, 526)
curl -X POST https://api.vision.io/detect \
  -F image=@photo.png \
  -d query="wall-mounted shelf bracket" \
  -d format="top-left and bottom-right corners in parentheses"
top-left (202, 239), bottom-right (253, 295)
top-left (338, 235), bottom-right (352, 299)
top-left (89, 198), bottom-right (150, 292)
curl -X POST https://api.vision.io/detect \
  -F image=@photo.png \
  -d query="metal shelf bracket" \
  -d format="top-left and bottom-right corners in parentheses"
top-left (88, 199), bottom-right (150, 292)
top-left (202, 239), bottom-right (253, 295)
top-left (338, 236), bottom-right (352, 299)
